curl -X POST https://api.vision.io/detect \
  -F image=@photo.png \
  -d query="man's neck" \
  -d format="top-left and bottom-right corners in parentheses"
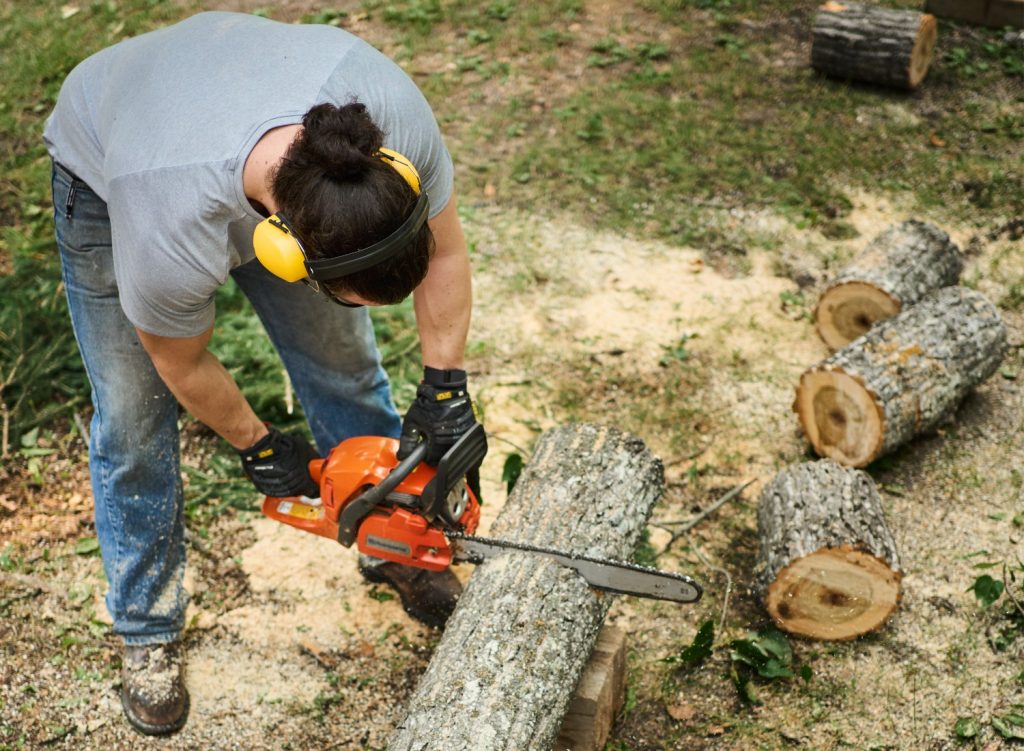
top-left (242, 124), bottom-right (302, 215)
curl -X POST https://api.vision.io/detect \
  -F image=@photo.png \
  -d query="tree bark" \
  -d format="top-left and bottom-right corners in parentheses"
top-left (386, 424), bottom-right (664, 751)
top-left (815, 220), bottom-right (963, 349)
top-left (755, 460), bottom-right (902, 640)
top-left (811, 1), bottom-right (938, 90)
top-left (795, 286), bottom-right (1008, 468)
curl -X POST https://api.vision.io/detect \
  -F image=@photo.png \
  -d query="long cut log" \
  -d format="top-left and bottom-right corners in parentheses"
top-left (386, 424), bottom-right (664, 751)
top-left (756, 460), bottom-right (901, 640)
top-left (795, 286), bottom-right (1007, 468)
top-left (811, 1), bottom-right (938, 90)
top-left (815, 220), bottom-right (963, 349)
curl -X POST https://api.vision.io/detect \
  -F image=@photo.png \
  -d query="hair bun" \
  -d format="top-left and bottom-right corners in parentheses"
top-left (300, 102), bottom-right (384, 180)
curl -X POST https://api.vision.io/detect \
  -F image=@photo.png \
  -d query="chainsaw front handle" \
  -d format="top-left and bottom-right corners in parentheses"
top-left (337, 441), bottom-right (428, 546)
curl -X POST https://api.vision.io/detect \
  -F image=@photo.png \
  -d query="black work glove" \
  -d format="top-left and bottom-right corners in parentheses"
top-left (398, 367), bottom-right (479, 466)
top-left (237, 425), bottom-right (320, 498)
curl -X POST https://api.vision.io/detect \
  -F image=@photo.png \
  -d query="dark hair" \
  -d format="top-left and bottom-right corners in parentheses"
top-left (270, 102), bottom-right (433, 304)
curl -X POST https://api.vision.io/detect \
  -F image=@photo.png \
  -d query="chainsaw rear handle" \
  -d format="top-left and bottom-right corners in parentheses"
top-left (337, 441), bottom-right (428, 546)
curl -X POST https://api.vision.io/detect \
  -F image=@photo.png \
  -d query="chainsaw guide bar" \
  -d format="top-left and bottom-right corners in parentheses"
top-left (448, 531), bottom-right (703, 604)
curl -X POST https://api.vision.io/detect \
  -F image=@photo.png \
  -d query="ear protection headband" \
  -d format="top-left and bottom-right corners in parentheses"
top-left (253, 147), bottom-right (429, 284)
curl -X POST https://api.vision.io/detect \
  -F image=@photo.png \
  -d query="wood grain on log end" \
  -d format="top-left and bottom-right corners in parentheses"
top-left (765, 544), bottom-right (902, 640)
top-left (815, 281), bottom-right (901, 350)
top-left (910, 15), bottom-right (938, 88)
top-left (793, 368), bottom-right (885, 467)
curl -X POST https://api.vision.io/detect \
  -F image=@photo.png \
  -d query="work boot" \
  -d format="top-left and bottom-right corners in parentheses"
top-left (359, 558), bottom-right (462, 628)
top-left (120, 641), bottom-right (189, 736)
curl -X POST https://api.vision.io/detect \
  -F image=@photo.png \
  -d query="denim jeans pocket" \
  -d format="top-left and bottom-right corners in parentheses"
top-left (52, 162), bottom-right (111, 255)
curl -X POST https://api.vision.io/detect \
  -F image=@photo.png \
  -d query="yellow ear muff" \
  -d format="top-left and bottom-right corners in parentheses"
top-left (253, 214), bottom-right (309, 282)
top-left (378, 147), bottom-right (422, 195)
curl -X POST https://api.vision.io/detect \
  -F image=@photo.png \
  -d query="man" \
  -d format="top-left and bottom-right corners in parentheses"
top-left (44, 11), bottom-right (481, 736)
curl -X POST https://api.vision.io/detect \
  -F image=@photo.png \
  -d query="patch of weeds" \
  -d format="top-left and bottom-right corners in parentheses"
top-left (728, 627), bottom-right (811, 705)
top-left (367, 585), bottom-right (395, 603)
top-left (779, 290), bottom-right (811, 322)
top-left (182, 446), bottom-right (265, 524)
top-left (302, 9), bottom-right (348, 26)
top-left (659, 333), bottom-right (697, 367)
top-left (376, 0), bottom-right (444, 32)
top-left (966, 552), bottom-right (1024, 651)
top-left (633, 527), bottom-right (658, 568)
top-left (663, 619), bottom-right (715, 667)
top-left (1001, 282), bottom-right (1024, 311)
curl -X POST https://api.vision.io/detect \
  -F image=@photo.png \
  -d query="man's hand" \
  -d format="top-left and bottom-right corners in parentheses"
top-left (398, 367), bottom-right (478, 465)
top-left (238, 425), bottom-right (320, 498)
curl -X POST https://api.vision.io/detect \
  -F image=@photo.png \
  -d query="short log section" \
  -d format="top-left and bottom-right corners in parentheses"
top-left (386, 424), bottom-right (664, 751)
top-left (811, 2), bottom-right (938, 90)
top-left (815, 220), bottom-right (963, 349)
top-left (796, 286), bottom-right (1008, 468)
top-left (756, 460), bottom-right (902, 640)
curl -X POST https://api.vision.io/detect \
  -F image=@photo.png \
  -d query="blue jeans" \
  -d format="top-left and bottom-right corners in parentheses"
top-left (51, 163), bottom-right (400, 645)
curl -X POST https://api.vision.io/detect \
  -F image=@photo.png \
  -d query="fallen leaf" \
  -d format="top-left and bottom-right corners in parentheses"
top-left (707, 725), bottom-right (726, 736)
top-left (929, 132), bottom-right (946, 148)
top-left (60, 4), bottom-right (80, 19)
top-left (667, 701), bottom-right (696, 721)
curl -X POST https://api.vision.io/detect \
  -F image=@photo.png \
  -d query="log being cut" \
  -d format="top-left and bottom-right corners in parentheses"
top-left (386, 424), bottom-right (664, 751)
top-left (796, 286), bottom-right (1007, 468)
top-left (815, 220), bottom-right (963, 349)
top-left (811, 1), bottom-right (938, 90)
top-left (756, 459), bottom-right (901, 640)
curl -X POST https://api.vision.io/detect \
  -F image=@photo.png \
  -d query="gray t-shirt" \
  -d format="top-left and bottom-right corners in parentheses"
top-left (44, 11), bottom-right (454, 337)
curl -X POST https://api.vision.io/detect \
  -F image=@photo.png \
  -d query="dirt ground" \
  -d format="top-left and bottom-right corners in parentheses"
top-left (2, 2), bottom-right (1023, 749)
top-left (2, 188), bottom-right (1021, 750)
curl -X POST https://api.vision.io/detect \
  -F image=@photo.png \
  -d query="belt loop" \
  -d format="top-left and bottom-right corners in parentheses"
top-left (64, 182), bottom-right (77, 220)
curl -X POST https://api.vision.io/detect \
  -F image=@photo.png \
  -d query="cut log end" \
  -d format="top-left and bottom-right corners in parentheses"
top-left (765, 545), bottom-right (901, 640)
top-left (815, 282), bottom-right (901, 349)
top-left (910, 15), bottom-right (939, 88)
top-left (794, 369), bottom-right (883, 467)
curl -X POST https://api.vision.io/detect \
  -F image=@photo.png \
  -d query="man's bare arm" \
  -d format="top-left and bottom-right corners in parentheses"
top-left (414, 194), bottom-right (472, 370)
top-left (135, 326), bottom-right (268, 449)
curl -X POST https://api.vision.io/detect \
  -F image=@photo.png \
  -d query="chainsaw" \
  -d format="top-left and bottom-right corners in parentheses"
top-left (261, 424), bottom-right (702, 604)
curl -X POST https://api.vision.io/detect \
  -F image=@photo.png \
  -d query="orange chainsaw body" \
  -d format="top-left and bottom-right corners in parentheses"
top-left (261, 436), bottom-right (480, 571)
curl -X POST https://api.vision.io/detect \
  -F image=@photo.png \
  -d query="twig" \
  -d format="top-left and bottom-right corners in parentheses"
top-left (692, 541), bottom-right (732, 640)
top-left (73, 411), bottom-right (90, 445)
top-left (1002, 564), bottom-right (1024, 621)
top-left (657, 479), bottom-right (755, 556)
top-left (486, 432), bottom-right (530, 457)
top-left (663, 436), bottom-right (716, 467)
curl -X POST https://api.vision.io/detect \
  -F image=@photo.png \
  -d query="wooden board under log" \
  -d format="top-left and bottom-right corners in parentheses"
top-left (386, 424), bottom-right (664, 751)
top-left (815, 219), bottom-right (963, 349)
top-left (756, 460), bottom-right (902, 640)
top-left (796, 286), bottom-right (1007, 468)
top-left (811, 2), bottom-right (938, 90)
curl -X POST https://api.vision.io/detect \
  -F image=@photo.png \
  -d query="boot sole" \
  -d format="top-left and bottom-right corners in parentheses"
top-left (120, 687), bottom-right (190, 736)
top-left (359, 565), bottom-right (450, 629)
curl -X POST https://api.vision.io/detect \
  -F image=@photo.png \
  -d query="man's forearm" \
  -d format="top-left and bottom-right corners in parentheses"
top-left (136, 327), bottom-right (267, 449)
top-left (416, 196), bottom-right (472, 370)
top-left (165, 351), bottom-right (267, 449)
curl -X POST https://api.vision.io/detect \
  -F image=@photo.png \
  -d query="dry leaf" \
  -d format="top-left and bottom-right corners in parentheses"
top-left (929, 131), bottom-right (946, 148)
top-left (667, 702), bottom-right (696, 721)
top-left (60, 4), bottom-right (80, 19)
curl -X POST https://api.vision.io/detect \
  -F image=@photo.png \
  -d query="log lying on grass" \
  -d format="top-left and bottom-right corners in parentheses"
top-left (815, 220), bottom-right (962, 349)
top-left (756, 460), bottom-right (902, 640)
top-left (795, 286), bottom-right (1007, 468)
top-left (386, 424), bottom-right (663, 751)
top-left (811, 2), bottom-right (938, 90)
